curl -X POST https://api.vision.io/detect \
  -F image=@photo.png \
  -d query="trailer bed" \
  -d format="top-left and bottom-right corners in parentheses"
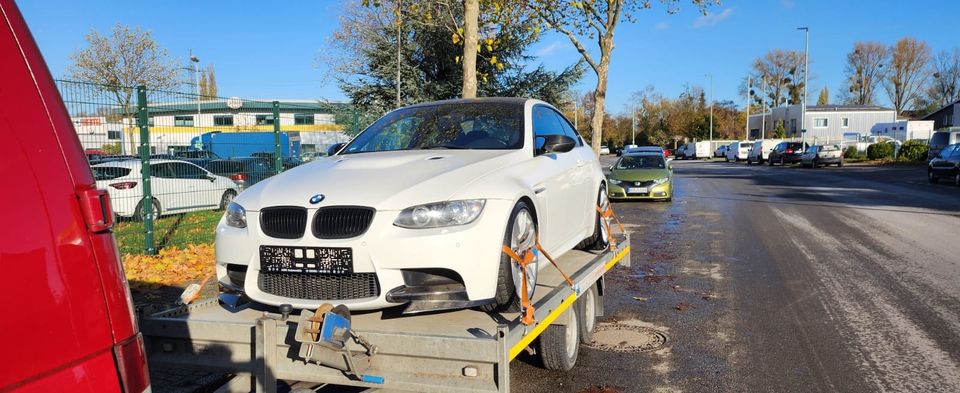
top-left (141, 235), bottom-right (629, 392)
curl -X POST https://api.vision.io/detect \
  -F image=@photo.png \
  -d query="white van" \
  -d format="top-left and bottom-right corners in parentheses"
top-left (679, 141), bottom-right (709, 159)
top-left (725, 141), bottom-right (752, 162)
top-left (747, 140), bottom-right (780, 165)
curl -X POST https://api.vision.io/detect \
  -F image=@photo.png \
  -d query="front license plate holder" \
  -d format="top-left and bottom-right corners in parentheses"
top-left (626, 187), bottom-right (648, 194)
top-left (260, 246), bottom-right (353, 274)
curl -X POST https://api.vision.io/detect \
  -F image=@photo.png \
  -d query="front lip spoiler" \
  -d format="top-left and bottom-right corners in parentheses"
top-left (386, 284), bottom-right (494, 314)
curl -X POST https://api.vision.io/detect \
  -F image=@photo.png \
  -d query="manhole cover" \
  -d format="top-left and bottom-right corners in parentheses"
top-left (583, 323), bottom-right (668, 353)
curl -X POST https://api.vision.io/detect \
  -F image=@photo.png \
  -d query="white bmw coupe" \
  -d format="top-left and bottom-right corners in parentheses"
top-left (215, 98), bottom-right (609, 313)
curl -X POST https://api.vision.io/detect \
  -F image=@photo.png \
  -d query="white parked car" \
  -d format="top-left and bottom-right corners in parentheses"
top-left (725, 140), bottom-right (752, 162)
top-left (599, 145), bottom-right (611, 155)
top-left (215, 98), bottom-right (610, 314)
top-left (92, 159), bottom-right (239, 220)
top-left (746, 140), bottom-right (780, 165)
top-left (627, 146), bottom-right (666, 156)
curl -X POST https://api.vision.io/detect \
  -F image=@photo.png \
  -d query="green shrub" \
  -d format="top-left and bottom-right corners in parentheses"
top-left (898, 139), bottom-right (928, 161)
top-left (843, 146), bottom-right (860, 159)
top-left (866, 142), bottom-right (895, 160)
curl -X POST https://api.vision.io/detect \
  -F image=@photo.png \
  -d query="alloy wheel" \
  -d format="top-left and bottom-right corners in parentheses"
top-left (510, 209), bottom-right (538, 302)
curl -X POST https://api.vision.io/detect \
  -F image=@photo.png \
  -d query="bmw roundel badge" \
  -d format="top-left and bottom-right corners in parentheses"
top-left (309, 194), bottom-right (325, 204)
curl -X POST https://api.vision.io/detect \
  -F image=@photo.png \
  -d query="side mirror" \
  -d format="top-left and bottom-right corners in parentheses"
top-left (607, 165), bottom-right (614, 172)
top-left (207, 175), bottom-right (216, 182)
top-left (538, 135), bottom-right (576, 155)
top-left (327, 142), bottom-right (347, 156)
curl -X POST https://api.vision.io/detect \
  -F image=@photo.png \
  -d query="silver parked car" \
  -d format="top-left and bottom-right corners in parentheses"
top-left (800, 145), bottom-right (844, 168)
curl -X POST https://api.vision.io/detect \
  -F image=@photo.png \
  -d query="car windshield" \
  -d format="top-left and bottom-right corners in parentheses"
top-left (343, 102), bottom-right (524, 154)
top-left (92, 166), bottom-right (131, 180)
top-left (930, 132), bottom-right (949, 146)
top-left (617, 155), bottom-right (666, 169)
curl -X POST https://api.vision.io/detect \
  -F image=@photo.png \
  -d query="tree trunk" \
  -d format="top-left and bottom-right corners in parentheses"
top-left (461, 0), bottom-right (479, 98)
top-left (590, 60), bottom-right (609, 156)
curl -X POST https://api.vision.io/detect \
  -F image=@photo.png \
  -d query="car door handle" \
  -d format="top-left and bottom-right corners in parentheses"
top-left (534, 186), bottom-right (547, 194)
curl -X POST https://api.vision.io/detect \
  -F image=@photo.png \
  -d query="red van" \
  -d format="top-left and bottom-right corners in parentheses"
top-left (0, 1), bottom-right (150, 392)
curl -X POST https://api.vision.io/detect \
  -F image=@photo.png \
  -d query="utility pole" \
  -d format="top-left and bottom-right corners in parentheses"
top-left (190, 51), bottom-right (201, 150)
top-left (746, 76), bottom-right (751, 140)
top-left (798, 27), bottom-right (809, 148)
top-left (706, 74), bottom-right (714, 142)
top-left (573, 94), bottom-right (579, 131)
top-left (761, 78), bottom-right (767, 139)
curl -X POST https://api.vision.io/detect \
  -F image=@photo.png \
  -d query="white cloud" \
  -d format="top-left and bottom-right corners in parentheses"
top-left (534, 41), bottom-right (566, 57)
top-left (693, 8), bottom-right (733, 28)
top-left (655, 21), bottom-right (670, 30)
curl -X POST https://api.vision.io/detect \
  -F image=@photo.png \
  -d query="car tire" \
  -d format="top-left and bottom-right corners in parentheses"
top-left (928, 169), bottom-right (938, 183)
top-left (813, 158), bottom-right (819, 168)
top-left (482, 201), bottom-right (537, 313)
top-left (134, 199), bottom-right (160, 222)
top-left (954, 171), bottom-right (960, 187)
top-left (539, 306), bottom-right (580, 371)
top-left (576, 284), bottom-right (599, 344)
top-left (577, 186), bottom-right (610, 251)
top-left (218, 190), bottom-right (237, 211)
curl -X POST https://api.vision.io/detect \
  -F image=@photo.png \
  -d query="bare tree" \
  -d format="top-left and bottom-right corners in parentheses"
top-left (928, 49), bottom-right (960, 107)
top-left (68, 24), bottom-right (180, 153)
top-left (885, 37), bottom-right (931, 115)
top-left (527, 0), bottom-right (716, 155)
top-left (744, 49), bottom-right (806, 109)
top-left (840, 41), bottom-right (888, 105)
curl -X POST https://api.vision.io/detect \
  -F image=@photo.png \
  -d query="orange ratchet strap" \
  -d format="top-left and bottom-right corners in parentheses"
top-left (596, 204), bottom-right (625, 251)
top-left (502, 238), bottom-right (574, 326)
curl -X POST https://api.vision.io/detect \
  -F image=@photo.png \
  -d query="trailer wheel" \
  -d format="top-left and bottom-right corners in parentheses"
top-left (539, 306), bottom-right (579, 371)
top-left (577, 285), bottom-right (598, 344)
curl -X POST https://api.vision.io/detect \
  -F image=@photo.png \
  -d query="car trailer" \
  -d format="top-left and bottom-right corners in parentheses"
top-left (140, 234), bottom-right (629, 392)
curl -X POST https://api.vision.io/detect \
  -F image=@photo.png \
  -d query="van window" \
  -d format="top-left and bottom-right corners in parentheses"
top-left (930, 132), bottom-right (949, 147)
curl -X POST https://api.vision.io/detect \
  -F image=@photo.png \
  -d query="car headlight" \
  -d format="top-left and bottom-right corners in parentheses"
top-left (653, 177), bottom-right (670, 185)
top-left (608, 178), bottom-right (623, 185)
top-left (225, 202), bottom-right (247, 228)
top-left (394, 199), bottom-right (485, 229)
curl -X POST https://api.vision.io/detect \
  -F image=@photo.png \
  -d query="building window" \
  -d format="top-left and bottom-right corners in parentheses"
top-left (214, 115), bottom-right (234, 126)
top-left (107, 130), bottom-right (122, 140)
top-left (790, 119), bottom-right (797, 133)
top-left (256, 114), bottom-right (275, 125)
top-left (814, 118), bottom-right (828, 128)
top-left (174, 115), bottom-right (194, 127)
top-left (294, 113), bottom-right (315, 125)
top-left (841, 118), bottom-right (849, 128)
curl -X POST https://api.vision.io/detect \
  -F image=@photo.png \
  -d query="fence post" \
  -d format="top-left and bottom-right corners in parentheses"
top-left (273, 101), bottom-right (282, 174)
top-left (137, 85), bottom-right (156, 255)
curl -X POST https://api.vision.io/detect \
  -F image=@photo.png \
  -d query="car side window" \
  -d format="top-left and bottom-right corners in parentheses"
top-left (948, 144), bottom-right (960, 158)
top-left (173, 163), bottom-right (207, 179)
top-left (532, 105), bottom-right (566, 150)
top-left (149, 163), bottom-right (176, 178)
top-left (550, 108), bottom-right (582, 146)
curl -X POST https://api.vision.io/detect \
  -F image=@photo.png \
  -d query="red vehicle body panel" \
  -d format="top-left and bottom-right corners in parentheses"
top-left (0, 1), bottom-right (147, 391)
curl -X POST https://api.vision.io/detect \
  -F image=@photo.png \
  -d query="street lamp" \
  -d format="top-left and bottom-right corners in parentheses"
top-left (190, 52), bottom-right (201, 150)
top-left (797, 27), bottom-right (809, 149)
top-left (705, 73), bottom-right (713, 142)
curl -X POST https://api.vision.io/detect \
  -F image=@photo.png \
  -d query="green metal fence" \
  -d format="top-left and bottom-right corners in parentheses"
top-left (56, 79), bottom-right (366, 255)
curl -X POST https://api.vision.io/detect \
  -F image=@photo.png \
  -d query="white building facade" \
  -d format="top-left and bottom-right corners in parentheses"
top-left (749, 104), bottom-right (897, 144)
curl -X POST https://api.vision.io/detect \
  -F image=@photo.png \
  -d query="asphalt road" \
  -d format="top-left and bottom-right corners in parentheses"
top-left (511, 158), bottom-right (960, 393)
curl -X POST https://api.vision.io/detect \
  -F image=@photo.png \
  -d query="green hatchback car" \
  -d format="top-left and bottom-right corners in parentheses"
top-left (606, 153), bottom-right (673, 201)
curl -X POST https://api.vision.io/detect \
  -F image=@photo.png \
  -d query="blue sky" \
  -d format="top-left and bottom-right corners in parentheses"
top-left (17, 0), bottom-right (960, 114)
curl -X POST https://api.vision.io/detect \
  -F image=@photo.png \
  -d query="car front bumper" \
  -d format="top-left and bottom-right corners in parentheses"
top-left (214, 199), bottom-right (514, 311)
top-left (607, 181), bottom-right (672, 200)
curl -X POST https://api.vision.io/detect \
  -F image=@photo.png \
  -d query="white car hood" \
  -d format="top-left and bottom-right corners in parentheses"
top-left (236, 149), bottom-right (523, 211)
